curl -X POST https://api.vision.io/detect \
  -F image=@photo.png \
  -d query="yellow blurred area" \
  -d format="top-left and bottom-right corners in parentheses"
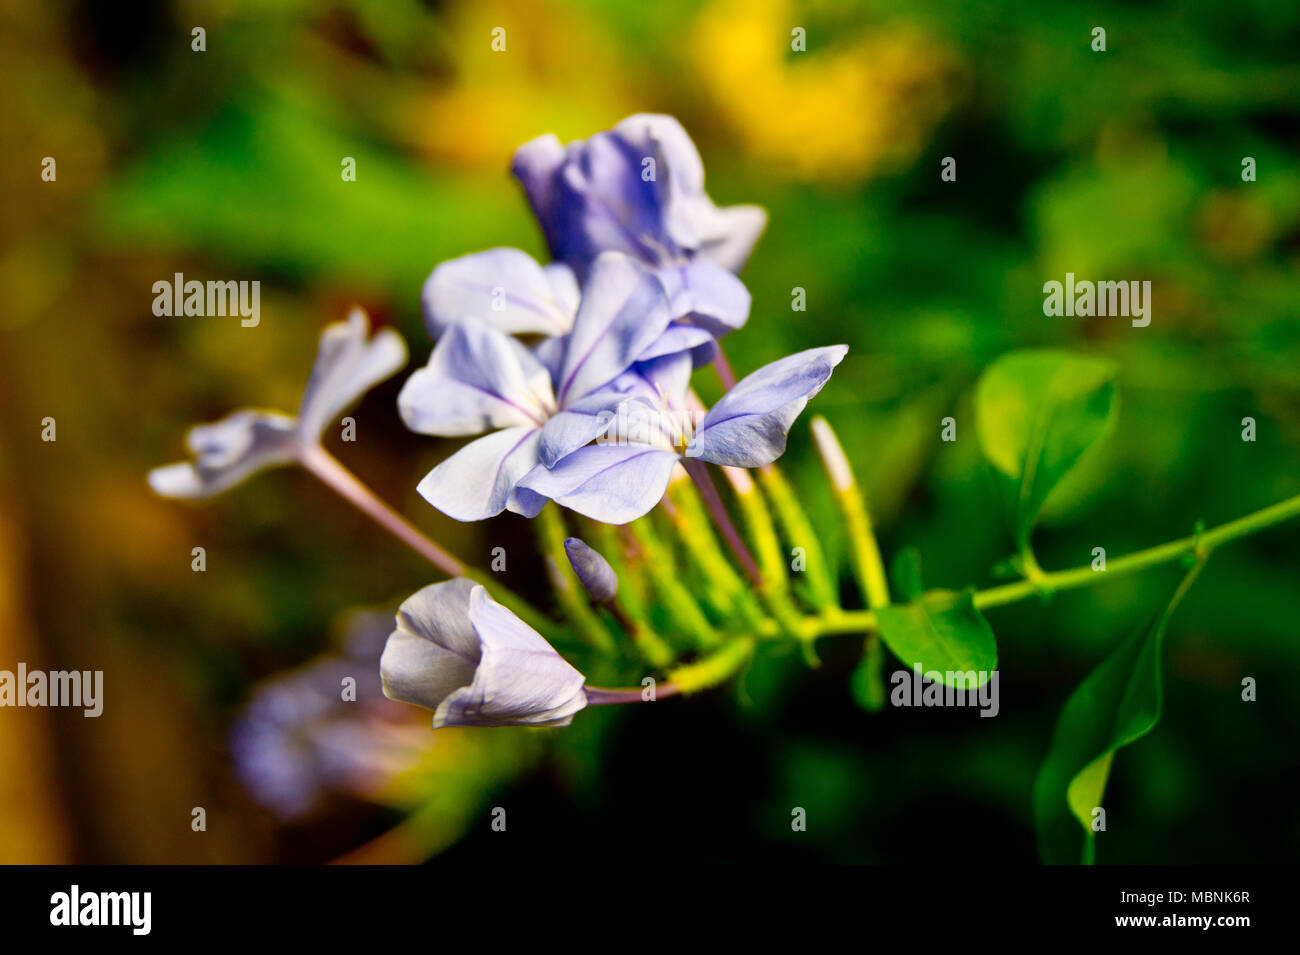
top-left (693, 0), bottom-right (963, 180)
top-left (418, 0), bottom-right (637, 163)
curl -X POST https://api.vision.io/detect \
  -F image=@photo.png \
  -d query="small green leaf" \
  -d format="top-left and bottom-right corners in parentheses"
top-left (975, 350), bottom-right (1119, 547)
top-left (1033, 564), bottom-right (1204, 864)
top-left (875, 589), bottom-right (997, 688)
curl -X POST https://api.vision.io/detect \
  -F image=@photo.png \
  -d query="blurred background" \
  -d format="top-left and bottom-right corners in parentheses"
top-left (1, 0), bottom-right (1299, 863)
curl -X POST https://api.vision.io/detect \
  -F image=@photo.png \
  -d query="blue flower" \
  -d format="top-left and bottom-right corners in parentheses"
top-left (149, 309), bottom-right (407, 500)
top-left (380, 578), bottom-right (588, 728)
top-left (513, 113), bottom-right (766, 279)
top-left (514, 345), bottom-right (849, 524)
top-left (399, 252), bottom-right (674, 521)
top-left (229, 611), bottom-right (420, 819)
top-left (512, 114), bottom-right (762, 363)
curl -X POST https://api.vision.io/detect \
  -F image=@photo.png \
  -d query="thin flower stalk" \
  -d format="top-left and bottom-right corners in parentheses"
top-left (627, 515), bottom-right (724, 650)
top-left (757, 462), bottom-right (840, 612)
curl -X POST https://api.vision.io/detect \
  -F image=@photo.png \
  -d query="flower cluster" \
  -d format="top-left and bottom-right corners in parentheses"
top-left (400, 114), bottom-right (846, 526)
top-left (151, 114), bottom-right (847, 743)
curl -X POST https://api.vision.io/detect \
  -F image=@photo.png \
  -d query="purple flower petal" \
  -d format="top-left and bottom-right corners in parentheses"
top-left (512, 114), bottom-right (766, 279)
top-left (686, 345), bottom-right (848, 468)
top-left (515, 443), bottom-right (679, 524)
top-left (656, 259), bottom-right (751, 339)
top-left (398, 322), bottom-right (555, 437)
top-left (297, 309), bottom-right (409, 440)
top-left (148, 409), bottom-right (299, 500)
top-left (421, 248), bottom-right (577, 339)
top-left (416, 425), bottom-right (542, 521)
top-left (555, 252), bottom-right (673, 406)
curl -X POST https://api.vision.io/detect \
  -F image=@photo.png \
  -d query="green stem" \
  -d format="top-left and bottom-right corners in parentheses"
top-left (810, 417), bottom-right (890, 610)
top-left (667, 638), bottom-right (755, 695)
top-left (628, 516), bottom-right (723, 650)
top-left (758, 463), bottom-right (840, 611)
top-left (722, 465), bottom-right (810, 640)
top-left (663, 478), bottom-right (768, 627)
top-left (803, 489), bottom-right (1300, 638)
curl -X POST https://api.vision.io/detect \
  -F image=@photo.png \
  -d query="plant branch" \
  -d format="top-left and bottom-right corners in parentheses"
top-left (802, 489), bottom-right (1300, 638)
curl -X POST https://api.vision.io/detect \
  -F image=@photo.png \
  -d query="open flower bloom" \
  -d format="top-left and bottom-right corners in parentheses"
top-left (399, 251), bottom-right (676, 520)
top-left (514, 345), bottom-right (849, 524)
top-left (422, 245), bottom-right (749, 368)
top-left (148, 309), bottom-right (407, 500)
top-left (507, 114), bottom-right (763, 363)
top-left (380, 578), bottom-right (588, 728)
top-left (513, 113), bottom-right (767, 281)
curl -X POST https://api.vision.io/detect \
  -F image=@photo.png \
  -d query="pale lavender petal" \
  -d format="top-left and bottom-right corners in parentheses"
top-left (416, 426), bottom-right (541, 521)
top-left (148, 409), bottom-right (298, 500)
top-left (563, 537), bottom-right (618, 602)
top-left (380, 579), bottom-right (481, 712)
top-left (656, 259), bottom-right (751, 338)
top-left (556, 252), bottom-right (672, 406)
top-left (686, 345), bottom-right (848, 468)
top-left (512, 114), bottom-right (767, 278)
top-left (544, 263), bottom-right (581, 319)
top-left (398, 322), bottom-right (554, 437)
top-left (511, 133), bottom-right (568, 246)
top-left (537, 396), bottom-right (620, 468)
top-left (297, 309), bottom-right (408, 440)
top-left (421, 248), bottom-right (577, 339)
top-left (434, 586), bottom-right (587, 728)
top-left (692, 203), bottom-right (768, 273)
top-left (635, 322), bottom-right (718, 363)
top-left (514, 443), bottom-right (679, 524)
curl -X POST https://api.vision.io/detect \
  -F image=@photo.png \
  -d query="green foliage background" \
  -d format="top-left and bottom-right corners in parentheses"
top-left (0, 0), bottom-right (1297, 862)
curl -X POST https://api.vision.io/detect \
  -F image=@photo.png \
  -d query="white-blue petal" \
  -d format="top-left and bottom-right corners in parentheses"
top-left (554, 252), bottom-right (673, 406)
top-left (398, 322), bottom-right (555, 437)
top-left (416, 426), bottom-right (542, 521)
top-left (686, 345), bottom-right (848, 468)
top-left (421, 248), bottom-right (577, 339)
top-left (515, 443), bottom-right (679, 524)
top-left (297, 309), bottom-right (408, 440)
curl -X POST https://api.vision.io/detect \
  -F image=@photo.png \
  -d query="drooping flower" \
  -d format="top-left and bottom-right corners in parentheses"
top-left (149, 309), bottom-right (407, 500)
top-left (380, 578), bottom-right (588, 728)
top-left (398, 251), bottom-right (674, 521)
top-left (563, 537), bottom-right (618, 602)
top-left (514, 345), bottom-right (849, 524)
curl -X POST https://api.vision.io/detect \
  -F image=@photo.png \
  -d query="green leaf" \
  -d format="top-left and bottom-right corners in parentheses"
top-left (875, 589), bottom-right (997, 688)
top-left (975, 350), bottom-right (1119, 548)
top-left (1033, 564), bottom-right (1204, 864)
